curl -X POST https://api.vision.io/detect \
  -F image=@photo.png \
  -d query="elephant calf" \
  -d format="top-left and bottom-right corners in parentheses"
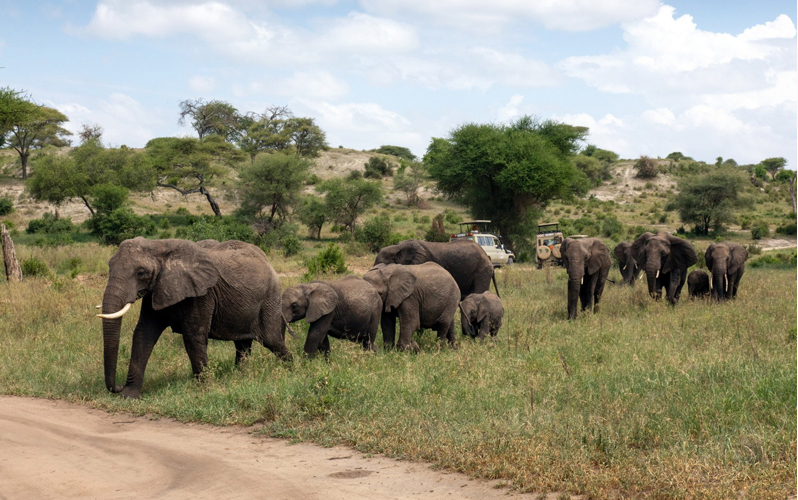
top-left (687, 270), bottom-right (710, 299)
top-left (282, 276), bottom-right (382, 357)
top-left (363, 262), bottom-right (460, 351)
top-left (459, 292), bottom-right (503, 341)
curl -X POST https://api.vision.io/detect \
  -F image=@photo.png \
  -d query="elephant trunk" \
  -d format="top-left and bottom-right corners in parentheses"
top-left (567, 274), bottom-right (582, 319)
top-left (711, 265), bottom-right (727, 300)
top-left (100, 280), bottom-right (131, 393)
top-left (645, 262), bottom-right (660, 298)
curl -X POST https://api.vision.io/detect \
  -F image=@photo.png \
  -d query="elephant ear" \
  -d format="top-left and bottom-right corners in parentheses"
top-left (631, 233), bottom-right (653, 267)
top-left (476, 297), bottom-right (489, 324)
top-left (588, 239), bottom-right (611, 275)
top-left (560, 238), bottom-right (571, 268)
top-left (705, 244), bottom-right (716, 273)
top-left (152, 242), bottom-right (220, 311)
top-left (397, 240), bottom-right (432, 265)
top-left (306, 282), bottom-right (338, 323)
top-left (667, 234), bottom-right (698, 269)
top-left (729, 244), bottom-right (748, 275)
top-left (385, 267), bottom-right (417, 311)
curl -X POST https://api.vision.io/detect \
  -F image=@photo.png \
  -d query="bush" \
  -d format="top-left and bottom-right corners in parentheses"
top-left (355, 215), bottom-right (395, 252)
top-left (443, 209), bottom-right (461, 224)
top-left (776, 220), bottom-right (797, 236)
top-left (0, 197), bottom-right (13, 216)
top-left (90, 207), bottom-right (157, 245)
top-left (26, 213), bottom-right (74, 234)
top-left (750, 222), bottom-right (770, 240)
top-left (745, 244), bottom-right (762, 255)
top-left (304, 242), bottom-right (348, 280)
top-left (634, 156), bottom-right (659, 179)
top-left (600, 215), bottom-right (623, 238)
top-left (175, 216), bottom-right (256, 244)
top-left (749, 252), bottom-right (797, 268)
top-left (32, 234), bottom-right (73, 247)
top-left (364, 156), bottom-right (393, 178)
top-left (280, 235), bottom-right (302, 257)
top-left (90, 184), bottom-right (128, 214)
top-left (21, 257), bottom-right (51, 277)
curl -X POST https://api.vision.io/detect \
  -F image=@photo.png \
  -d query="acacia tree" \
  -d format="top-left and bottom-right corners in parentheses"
top-left (760, 157), bottom-right (787, 181)
top-left (0, 89), bottom-right (71, 179)
top-left (393, 160), bottom-right (427, 206)
top-left (235, 152), bottom-right (310, 225)
top-left (235, 107), bottom-right (327, 160)
top-left (317, 178), bottom-right (382, 233)
top-left (297, 195), bottom-right (328, 239)
top-left (178, 98), bottom-right (240, 140)
top-left (425, 115), bottom-right (586, 249)
top-left (146, 135), bottom-right (244, 216)
top-left (667, 168), bottom-right (751, 234)
top-left (78, 123), bottom-right (104, 145)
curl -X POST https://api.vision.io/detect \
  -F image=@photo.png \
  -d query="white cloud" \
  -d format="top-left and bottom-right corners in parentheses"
top-left (322, 12), bottom-right (419, 54)
top-left (189, 76), bottom-right (216, 93)
top-left (360, 0), bottom-right (661, 32)
top-left (739, 14), bottom-right (797, 41)
top-left (497, 95), bottom-right (524, 122)
top-left (642, 107), bottom-right (675, 125)
top-left (240, 70), bottom-right (350, 100)
top-left (55, 93), bottom-right (165, 148)
top-left (677, 105), bottom-right (745, 134)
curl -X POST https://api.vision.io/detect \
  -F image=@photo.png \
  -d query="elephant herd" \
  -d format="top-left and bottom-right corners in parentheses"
top-left (564, 232), bottom-right (749, 320)
top-left (97, 233), bottom-right (746, 399)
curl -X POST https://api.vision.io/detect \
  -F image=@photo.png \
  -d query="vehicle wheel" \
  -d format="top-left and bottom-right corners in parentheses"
top-left (507, 257), bottom-right (513, 265)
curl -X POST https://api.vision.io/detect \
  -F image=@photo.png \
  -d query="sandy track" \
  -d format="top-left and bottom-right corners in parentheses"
top-left (0, 396), bottom-right (535, 500)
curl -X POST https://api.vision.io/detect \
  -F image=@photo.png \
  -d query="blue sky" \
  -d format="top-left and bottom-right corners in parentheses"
top-left (2, 1), bottom-right (795, 168)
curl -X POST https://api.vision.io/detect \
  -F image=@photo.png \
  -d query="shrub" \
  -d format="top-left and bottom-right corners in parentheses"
top-left (32, 234), bottom-right (73, 247)
top-left (0, 197), bottom-right (13, 216)
top-left (364, 156), bottom-right (393, 178)
top-left (750, 222), bottom-right (770, 240)
top-left (355, 215), bottom-right (395, 252)
top-left (634, 156), bottom-right (659, 179)
top-left (600, 215), bottom-right (623, 238)
top-left (21, 257), bottom-right (51, 277)
top-left (745, 244), bottom-right (762, 255)
top-left (749, 252), bottom-right (797, 268)
top-left (175, 216), bottom-right (256, 244)
top-left (443, 209), bottom-right (461, 224)
top-left (90, 208), bottom-right (157, 245)
top-left (776, 220), bottom-right (797, 236)
top-left (281, 235), bottom-right (302, 257)
top-left (304, 242), bottom-right (348, 280)
top-left (26, 213), bottom-right (74, 234)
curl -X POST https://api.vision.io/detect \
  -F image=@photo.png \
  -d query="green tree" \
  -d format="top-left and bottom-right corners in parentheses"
top-left (78, 123), bottom-right (104, 145)
top-left (760, 157), bottom-right (787, 181)
top-left (27, 142), bottom-right (154, 216)
top-left (393, 160), bottom-right (427, 206)
top-left (374, 145), bottom-right (416, 161)
top-left (296, 195), bottom-right (328, 239)
top-left (573, 154), bottom-right (607, 186)
top-left (425, 115), bottom-right (586, 249)
top-left (634, 155), bottom-right (659, 179)
top-left (235, 107), bottom-right (327, 159)
top-left (317, 178), bottom-right (382, 233)
top-left (146, 135), bottom-right (244, 216)
top-left (285, 117), bottom-right (327, 158)
top-left (364, 156), bottom-right (393, 178)
top-left (236, 152), bottom-right (310, 225)
top-left (668, 168), bottom-right (751, 234)
top-left (582, 144), bottom-right (619, 165)
top-left (0, 89), bottom-right (71, 179)
top-left (178, 98), bottom-right (240, 140)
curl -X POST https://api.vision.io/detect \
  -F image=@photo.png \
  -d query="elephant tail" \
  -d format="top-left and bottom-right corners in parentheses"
top-left (491, 270), bottom-right (500, 298)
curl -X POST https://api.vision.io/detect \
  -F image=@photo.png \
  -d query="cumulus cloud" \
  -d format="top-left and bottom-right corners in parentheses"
top-left (642, 108), bottom-right (676, 125)
top-left (497, 95), bottom-right (524, 122)
top-left (239, 70), bottom-right (350, 100)
top-left (360, 0), bottom-right (661, 32)
top-left (189, 76), bottom-right (216, 93)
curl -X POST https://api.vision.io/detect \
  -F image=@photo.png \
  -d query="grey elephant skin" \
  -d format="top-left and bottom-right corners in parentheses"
top-left (632, 232), bottom-right (697, 305)
top-left (705, 242), bottom-right (748, 300)
top-left (613, 241), bottom-right (640, 285)
top-left (561, 237), bottom-right (611, 320)
top-left (282, 276), bottom-right (382, 357)
top-left (687, 270), bottom-right (710, 299)
top-left (99, 238), bottom-right (290, 399)
top-left (373, 239), bottom-right (498, 300)
top-left (459, 291), bottom-right (503, 340)
top-left (363, 263), bottom-right (460, 351)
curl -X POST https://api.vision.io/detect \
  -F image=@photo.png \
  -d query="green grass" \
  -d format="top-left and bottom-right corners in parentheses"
top-left (0, 250), bottom-right (794, 499)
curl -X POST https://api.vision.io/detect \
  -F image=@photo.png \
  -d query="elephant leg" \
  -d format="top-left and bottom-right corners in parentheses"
top-left (320, 335), bottom-right (331, 358)
top-left (381, 313), bottom-right (397, 350)
top-left (667, 269), bottom-right (683, 305)
top-left (477, 319), bottom-right (490, 342)
top-left (364, 312), bottom-right (379, 352)
top-left (446, 320), bottom-right (457, 347)
top-left (397, 310), bottom-right (420, 352)
top-left (120, 318), bottom-right (166, 399)
top-left (304, 316), bottom-right (333, 358)
top-left (579, 273), bottom-right (595, 312)
top-left (182, 334), bottom-right (209, 379)
top-left (593, 269), bottom-right (609, 314)
top-left (256, 304), bottom-right (293, 362)
top-left (234, 339), bottom-right (253, 366)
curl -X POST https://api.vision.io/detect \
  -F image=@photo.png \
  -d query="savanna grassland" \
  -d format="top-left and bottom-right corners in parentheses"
top-left (0, 242), bottom-right (794, 499)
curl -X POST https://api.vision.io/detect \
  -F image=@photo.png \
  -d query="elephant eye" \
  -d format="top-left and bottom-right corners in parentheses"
top-left (136, 269), bottom-right (148, 278)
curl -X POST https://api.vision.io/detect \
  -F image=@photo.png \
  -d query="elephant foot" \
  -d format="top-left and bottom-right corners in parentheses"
top-left (399, 341), bottom-right (420, 353)
top-left (119, 386), bottom-right (142, 399)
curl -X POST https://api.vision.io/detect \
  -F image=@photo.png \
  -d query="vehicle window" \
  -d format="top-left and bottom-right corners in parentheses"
top-left (493, 237), bottom-right (500, 247)
top-left (478, 236), bottom-right (490, 246)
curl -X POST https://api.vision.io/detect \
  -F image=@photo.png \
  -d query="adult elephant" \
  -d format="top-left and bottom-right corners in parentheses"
top-left (560, 237), bottom-right (611, 320)
top-left (374, 239), bottom-right (498, 300)
top-left (632, 232), bottom-right (697, 304)
top-left (705, 242), bottom-right (748, 301)
top-left (613, 241), bottom-right (640, 285)
top-left (282, 276), bottom-right (381, 357)
top-left (363, 263), bottom-right (459, 352)
top-left (97, 238), bottom-right (290, 399)
top-left (459, 291), bottom-right (503, 341)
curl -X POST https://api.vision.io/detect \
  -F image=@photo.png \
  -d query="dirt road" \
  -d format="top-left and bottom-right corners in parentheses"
top-left (0, 396), bottom-right (535, 500)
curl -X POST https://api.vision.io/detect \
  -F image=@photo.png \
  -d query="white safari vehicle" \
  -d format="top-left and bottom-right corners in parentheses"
top-left (449, 220), bottom-right (515, 267)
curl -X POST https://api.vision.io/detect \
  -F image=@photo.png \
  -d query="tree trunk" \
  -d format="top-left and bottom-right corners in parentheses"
top-left (199, 186), bottom-right (222, 217)
top-left (790, 172), bottom-right (797, 214)
top-left (20, 152), bottom-right (29, 180)
top-left (1, 224), bottom-right (23, 282)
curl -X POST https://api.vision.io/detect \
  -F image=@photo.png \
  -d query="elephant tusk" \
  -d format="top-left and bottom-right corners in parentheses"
top-left (622, 264), bottom-right (627, 271)
top-left (656, 270), bottom-right (660, 279)
top-left (638, 272), bottom-right (645, 281)
top-left (95, 305), bottom-right (102, 309)
top-left (97, 302), bottom-right (132, 319)
top-left (581, 276), bottom-right (584, 285)
top-left (725, 274), bottom-right (729, 292)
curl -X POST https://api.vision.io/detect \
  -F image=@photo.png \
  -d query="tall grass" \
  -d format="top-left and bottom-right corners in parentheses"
top-left (0, 253), bottom-right (794, 499)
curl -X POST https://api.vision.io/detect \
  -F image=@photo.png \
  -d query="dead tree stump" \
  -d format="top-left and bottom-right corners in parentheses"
top-left (1, 223), bottom-right (23, 282)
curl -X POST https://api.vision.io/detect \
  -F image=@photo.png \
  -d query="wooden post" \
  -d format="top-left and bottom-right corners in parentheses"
top-left (1, 223), bottom-right (23, 282)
